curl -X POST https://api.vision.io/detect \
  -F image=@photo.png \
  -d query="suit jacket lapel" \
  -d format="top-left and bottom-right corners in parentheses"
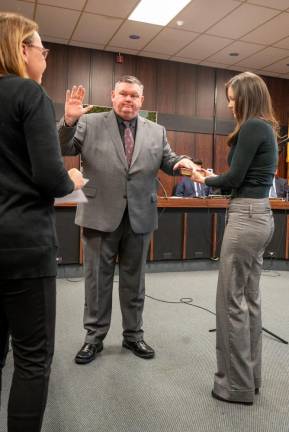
top-left (130, 115), bottom-right (146, 168)
top-left (104, 110), bottom-right (128, 169)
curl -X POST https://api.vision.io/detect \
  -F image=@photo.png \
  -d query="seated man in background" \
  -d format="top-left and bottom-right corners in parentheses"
top-left (270, 170), bottom-right (289, 198)
top-left (174, 160), bottom-right (209, 197)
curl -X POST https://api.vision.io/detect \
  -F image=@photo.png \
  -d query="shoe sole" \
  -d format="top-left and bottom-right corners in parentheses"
top-left (74, 345), bottom-right (103, 365)
top-left (211, 390), bottom-right (253, 406)
top-left (122, 342), bottom-right (155, 359)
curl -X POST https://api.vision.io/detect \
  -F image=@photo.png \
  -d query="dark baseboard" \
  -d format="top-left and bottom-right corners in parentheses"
top-left (57, 258), bottom-right (289, 279)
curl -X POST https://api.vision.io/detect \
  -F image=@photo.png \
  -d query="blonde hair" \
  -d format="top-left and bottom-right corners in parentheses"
top-left (0, 12), bottom-right (38, 77)
top-left (226, 71), bottom-right (279, 145)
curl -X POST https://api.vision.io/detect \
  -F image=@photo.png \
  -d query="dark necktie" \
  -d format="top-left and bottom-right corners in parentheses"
top-left (123, 121), bottom-right (135, 167)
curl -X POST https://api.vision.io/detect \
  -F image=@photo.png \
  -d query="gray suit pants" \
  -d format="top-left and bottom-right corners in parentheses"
top-left (82, 209), bottom-right (151, 344)
top-left (213, 198), bottom-right (274, 403)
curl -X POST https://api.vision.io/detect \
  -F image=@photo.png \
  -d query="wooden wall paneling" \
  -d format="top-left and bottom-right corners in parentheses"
top-left (135, 57), bottom-right (158, 111)
top-left (156, 60), bottom-right (177, 114)
top-left (215, 69), bottom-right (235, 120)
top-left (67, 46), bottom-right (91, 104)
top-left (195, 133), bottom-right (214, 168)
top-left (195, 66), bottom-right (215, 118)
top-left (214, 135), bottom-right (230, 174)
top-left (90, 51), bottom-right (114, 106)
top-left (42, 43), bottom-right (68, 102)
top-left (263, 75), bottom-right (289, 179)
top-left (175, 63), bottom-right (197, 116)
top-left (157, 130), bottom-right (176, 196)
top-left (114, 54), bottom-right (137, 84)
top-left (263, 76), bottom-right (289, 126)
top-left (278, 144), bottom-right (287, 179)
top-left (175, 131), bottom-right (195, 158)
top-left (63, 155), bottom-right (80, 171)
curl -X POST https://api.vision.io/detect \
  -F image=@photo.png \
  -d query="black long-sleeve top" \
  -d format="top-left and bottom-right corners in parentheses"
top-left (205, 118), bottom-right (278, 198)
top-left (0, 75), bottom-right (74, 279)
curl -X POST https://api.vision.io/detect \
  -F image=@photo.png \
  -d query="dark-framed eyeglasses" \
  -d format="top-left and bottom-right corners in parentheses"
top-left (25, 43), bottom-right (50, 60)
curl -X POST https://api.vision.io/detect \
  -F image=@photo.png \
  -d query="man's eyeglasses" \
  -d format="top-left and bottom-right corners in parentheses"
top-left (25, 43), bottom-right (50, 60)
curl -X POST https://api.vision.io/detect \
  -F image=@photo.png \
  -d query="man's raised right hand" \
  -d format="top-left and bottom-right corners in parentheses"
top-left (64, 85), bottom-right (93, 126)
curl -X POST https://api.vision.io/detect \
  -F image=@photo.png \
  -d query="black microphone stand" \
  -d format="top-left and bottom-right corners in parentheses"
top-left (209, 327), bottom-right (288, 344)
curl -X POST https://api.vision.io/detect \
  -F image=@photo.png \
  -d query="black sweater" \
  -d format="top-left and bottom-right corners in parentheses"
top-left (0, 75), bottom-right (74, 279)
top-left (205, 118), bottom-right (278, 198)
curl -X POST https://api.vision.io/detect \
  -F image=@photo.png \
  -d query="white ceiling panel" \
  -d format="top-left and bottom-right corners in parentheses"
top-left (168, 0), bottom-right (240, 33)
top-left (247, 0), bottom-right (289, 10)
top-left (236, 46), bottom-right (289, 68)
top-left (177, 34), bottom-right (232, 60)
top-left (38, 0), bottom-right (86, 10)
top-left (263, 57), bottom-right (289, 73)
top-left (35, 5), bottom-right (79, 39)
top-left (170, 56), bottom-right (201, 64)
top-left (199, 60), bottom-right (231, 68)
top-left (228, 65), bottom-right (252, 72)
top-left (255, 69), bottom-right (285, 77)
top-left (242, 12), bottom-right (289, 45)
top-left (208, 3), bottom-right (279, 39)
top-left (85, 0), bottom-right (139, 18)
top-left (274, 35), bottom-right (289, 49)
top-left (207, 41), bottom-right (263, 64)
top-left (70, 40), bottom-right (105, 50)
top-left (42, 35), bottom-right (69, 44)
top-left (72, 13), bottom-right (122, 45)
top-left (6, 0), bottom-right (289, 79)
top-left (105, 46), bottom-right (139, 55)
top-left (0, 0), bottom-right (34, 18)
top-left (139, 51), bottom-right (170, 60)
top-left (108, 21), bottom-right (162, 51)
top-left (144, 28), bottom-right (198, 56)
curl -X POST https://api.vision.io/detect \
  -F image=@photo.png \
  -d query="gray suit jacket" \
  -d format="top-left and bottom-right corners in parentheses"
top-left (58, 110), bottom-right (182, 233)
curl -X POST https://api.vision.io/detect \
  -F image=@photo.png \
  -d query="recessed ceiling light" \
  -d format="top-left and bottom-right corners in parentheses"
top-left (229, 52), bottom-right (239, 57)
top-left (128, 0), bottom-right (191, 26)
top-left (176, 20), bottom-right (184, 26)
top-left (129, 34), bottom-right (140, 39)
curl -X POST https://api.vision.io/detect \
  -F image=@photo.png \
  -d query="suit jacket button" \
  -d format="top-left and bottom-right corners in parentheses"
top-left (123, 195), bottom-right (127, 199)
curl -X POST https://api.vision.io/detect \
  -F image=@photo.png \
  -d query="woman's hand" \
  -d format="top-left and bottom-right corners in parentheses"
top-left (191, 170), bottom-right (206, 184)
top-left (203, 169), bottom-right (217, 178)
top-left (68, 168), bottom-right (85, 190)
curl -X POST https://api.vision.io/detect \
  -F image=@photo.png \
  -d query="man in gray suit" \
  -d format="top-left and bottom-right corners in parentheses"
top-left (59, 76), bottom-right (196, 364)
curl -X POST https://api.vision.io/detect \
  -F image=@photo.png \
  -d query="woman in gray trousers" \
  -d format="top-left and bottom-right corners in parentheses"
top-left (193, 72), bottom-right (278, 405)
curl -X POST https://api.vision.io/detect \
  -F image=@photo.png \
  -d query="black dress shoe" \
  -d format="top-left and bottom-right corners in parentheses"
top-left (122, 339), bottom-right (155, 359)
top-left (211, 390), bottom-right (253, 406)
top-left (75, 342), bottom-right (103, 364)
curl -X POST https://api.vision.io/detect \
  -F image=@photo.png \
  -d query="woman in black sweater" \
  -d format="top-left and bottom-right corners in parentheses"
top-left (0, 13), bottom-right (84, 431)
top-left (193, 72), bottom-right (278, 405)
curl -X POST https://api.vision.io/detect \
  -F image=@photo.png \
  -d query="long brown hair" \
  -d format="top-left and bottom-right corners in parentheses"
top-left (0, 12), bottom-right (38, 78)
top-left (226, 71), bottom-right (279, 145)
